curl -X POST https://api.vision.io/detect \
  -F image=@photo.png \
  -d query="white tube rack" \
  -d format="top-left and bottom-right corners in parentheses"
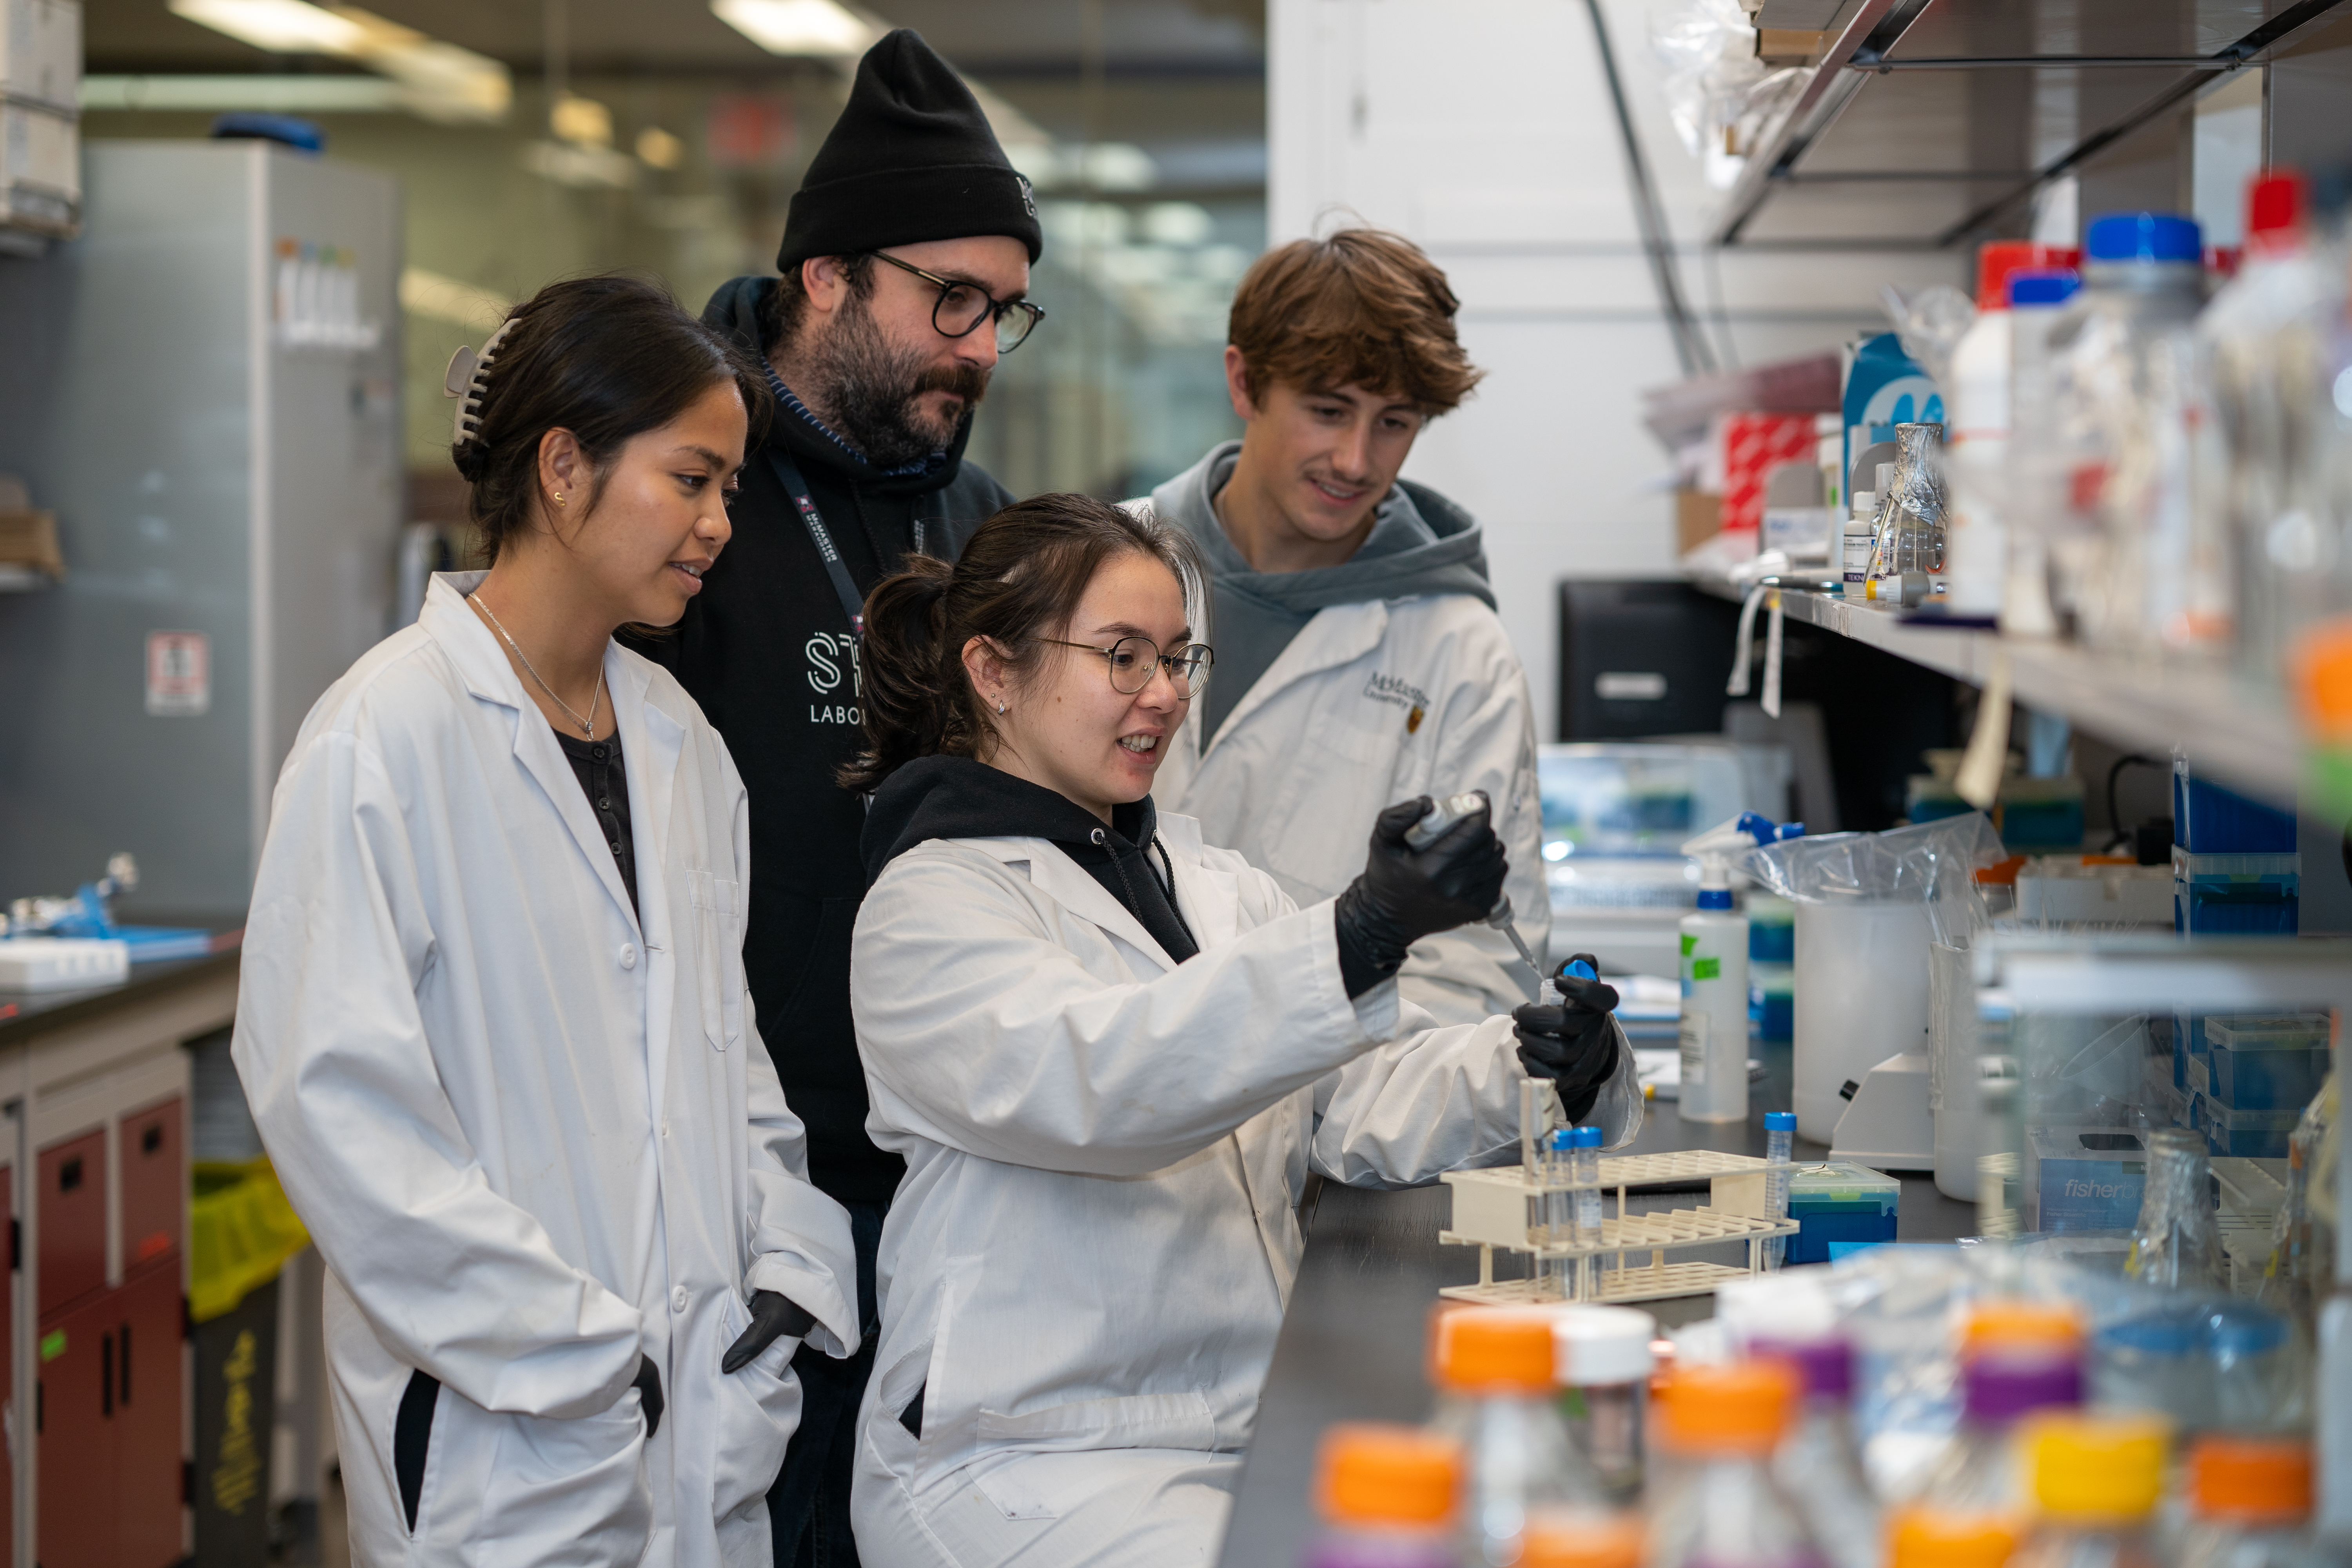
top-left (1437, 1149), bottom-right (1800, 1306)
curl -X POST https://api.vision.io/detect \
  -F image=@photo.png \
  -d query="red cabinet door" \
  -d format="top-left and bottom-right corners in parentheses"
top-left (35, 1292), bottom-right (119, 1568)
top-left (37, 1131), bottom-right (106, 1319)
top-left (116, 1261), bottom-right (185, 1568)
top-left (0, 1164), bottom-right (12, 1561)
top-left (118, 1102), bottom-right (183, 1277)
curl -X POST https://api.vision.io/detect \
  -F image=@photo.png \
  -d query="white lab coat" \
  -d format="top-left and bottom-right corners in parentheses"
top-left (1155, 592), bottom-right (1550, 1027)
top-left (234, 572), bottom-right (859, 1567)
top-left (845, 812), bottom-right (1639, 1566)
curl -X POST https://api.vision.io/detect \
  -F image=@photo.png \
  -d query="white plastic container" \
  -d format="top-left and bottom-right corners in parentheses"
top-left (0, 937), bottom-right (130, 991)
top-left (1841, 499), bottom-right (1874, 597)
top-left (1679, 898), bottom-right (1749, 1123)
top-left (1792, 898), bottom-right (1932, 1142)
top-left (1943, 304), bottom-right (2011, 615)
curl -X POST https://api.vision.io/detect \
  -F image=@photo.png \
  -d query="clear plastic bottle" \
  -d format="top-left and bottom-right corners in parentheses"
top-left (1905, 1317), bottom-right (2083, 1519)
top-left (2123, 1128), bottom-right (2228, 1293)
top-left (1751, 1338), bottom-right (1880, 1568)
top-left (2046, 212), bottom-right (2220, 656)
top-left (2257, 1072), bottom-right (2336, 1348)
top-left (1947, 243), bottom-right (2078, 617)
top-left (1551, 1305), bottom-right (1657, 1506)
top-left (1430, 1309), bottom-right (1608, 1567)
top-left (1306, 1423), bottom-right (1463, 1568)
top-left (1646, 1360), bottom-right (1826, 1568)
top-left (1763, 1112), bottom-right (1796, 1271)
top-left (2000, 269), bottom-right (2081, 639)
top-left (2197, 171), bottom-right (2346, 687)
top-left (2007, 1414), bottom-right (2170, 1568)
top-left (1539, 1128), bottom-right (1577, 1300)
top-left (2171, 1436), bottom-right (2316, 1568)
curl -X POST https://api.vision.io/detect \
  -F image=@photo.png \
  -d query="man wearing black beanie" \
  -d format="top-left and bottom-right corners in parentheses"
top-left (625, 28), bottom-right (1041, 1568)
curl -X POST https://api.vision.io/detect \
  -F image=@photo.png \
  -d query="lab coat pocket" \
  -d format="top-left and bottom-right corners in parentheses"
top-left (710, 1300), bottom-right (804, 1526)
top-left (688, 868), bottom-right (748, 1051)
top-left (476, 1399), bottom-right (651, 1566)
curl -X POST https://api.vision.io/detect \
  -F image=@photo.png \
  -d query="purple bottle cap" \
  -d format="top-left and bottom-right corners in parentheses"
top-left (1963, 1354), bottom-right (2082, 1423)
top-left (1749, 1336), bottom-right (1853, 1402)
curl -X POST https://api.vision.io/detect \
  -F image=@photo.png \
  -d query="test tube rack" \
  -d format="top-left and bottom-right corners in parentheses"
top-left (1436, 1149), bottom-right (1801, 1307)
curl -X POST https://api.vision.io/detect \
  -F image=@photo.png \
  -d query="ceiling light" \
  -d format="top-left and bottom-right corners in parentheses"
top-left (636, 127), bottom-right (685, 170)
top-left (711, 0), bottom-right (877, 58)
top-left (550, 93), bottom-right (612, 148)
top-left (169, 0), bottom-right (368, 55)
top-left (165, 0), bottom-right (508, 123)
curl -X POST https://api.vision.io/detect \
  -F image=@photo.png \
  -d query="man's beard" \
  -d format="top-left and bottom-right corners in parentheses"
top-left (807, 294), bottom-right (991, 468)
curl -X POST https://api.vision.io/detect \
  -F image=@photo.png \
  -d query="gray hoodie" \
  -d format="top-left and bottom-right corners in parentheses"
top-left (1148, 440), bottom-right (1496, 740)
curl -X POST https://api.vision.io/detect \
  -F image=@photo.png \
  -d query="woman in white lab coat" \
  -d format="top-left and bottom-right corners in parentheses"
top-left (233, 276), bottom-right (858, 1567)
top-left (840, 495), bottom-right (1638, 1566)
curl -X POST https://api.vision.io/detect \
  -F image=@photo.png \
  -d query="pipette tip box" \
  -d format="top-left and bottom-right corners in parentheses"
top-left (1784, 1160), bottom-right (1898, 1265)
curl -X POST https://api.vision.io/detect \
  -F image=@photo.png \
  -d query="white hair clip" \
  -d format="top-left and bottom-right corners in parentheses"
top-left (443, 315), bottom-right (521, 448)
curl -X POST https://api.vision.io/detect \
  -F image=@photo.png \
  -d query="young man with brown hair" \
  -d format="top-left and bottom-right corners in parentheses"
top-left (1141, 228), bottom-right (1550, 1024)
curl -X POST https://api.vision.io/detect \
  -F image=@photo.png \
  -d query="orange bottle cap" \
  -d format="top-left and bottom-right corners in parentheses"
top-left (1655, 1359), bottom-right (1798, 1456)
top-left (1432, 1307), bottom-right (1556, 1392)
top-left (1522, 1509), bottom-right (1646, 1568)
top-left (1313, 1423), bottom-right (1460, 1527)
top-left (1886, 1507), bottom-right (2019, 1568)
top-left (1962, 1300), bottom-right (2084, 1357)
top-left (2190, 1436), bottom-right (2312, 1523)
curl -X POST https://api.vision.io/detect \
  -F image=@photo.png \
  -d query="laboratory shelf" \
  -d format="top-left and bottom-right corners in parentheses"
top-left (1693, 577), bottom-right (2304, 809)
top-left (1714, 0), bottom-right (2351, 249)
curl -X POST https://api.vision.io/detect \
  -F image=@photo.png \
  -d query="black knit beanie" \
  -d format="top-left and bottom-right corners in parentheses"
top-left (777, 29), bottom-right (1043, 275)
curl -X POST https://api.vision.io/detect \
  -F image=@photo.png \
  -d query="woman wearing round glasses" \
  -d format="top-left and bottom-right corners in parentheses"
top-left (837, 494), bottom-right (1635, 1566)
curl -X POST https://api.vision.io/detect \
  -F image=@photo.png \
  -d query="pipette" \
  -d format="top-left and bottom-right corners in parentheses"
top-left (1401, 791), bottom-right (1544, 975)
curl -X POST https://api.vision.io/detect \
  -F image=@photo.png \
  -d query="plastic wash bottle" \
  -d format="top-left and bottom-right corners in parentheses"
top-left (1678, 814), bottom-right (1797, 1123)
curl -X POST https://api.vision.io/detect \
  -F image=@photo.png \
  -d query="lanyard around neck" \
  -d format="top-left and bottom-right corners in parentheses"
top-left (764, 448), bottom-right (932, 638)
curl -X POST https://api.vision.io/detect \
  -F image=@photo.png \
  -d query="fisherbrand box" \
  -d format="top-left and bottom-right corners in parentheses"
top-left (2026, 1125), bottom-right (2149, 1231)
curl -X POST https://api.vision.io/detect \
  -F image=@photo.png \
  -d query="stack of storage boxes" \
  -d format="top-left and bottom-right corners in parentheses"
top-left (2190, 1015), bottom-right (2332, 1158)
top-left (2172, 757), bottom-right (2299, 934)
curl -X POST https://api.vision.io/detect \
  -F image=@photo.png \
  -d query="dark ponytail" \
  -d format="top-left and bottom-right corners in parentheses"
top-left (841, 494), bottom-right (1206, 793)
top-left (451, 274), bottom-right (773, 562)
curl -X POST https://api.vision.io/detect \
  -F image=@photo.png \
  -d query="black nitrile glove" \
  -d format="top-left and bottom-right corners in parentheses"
top-left (722, 1289), bottom-right (817, 1374)
top-left (633, 1353), bottom-right (665, 1440)
top-left (1332, 795), bottom-right (1510, 998)
top-left (1512, 954), bottom-right (1624, 1123)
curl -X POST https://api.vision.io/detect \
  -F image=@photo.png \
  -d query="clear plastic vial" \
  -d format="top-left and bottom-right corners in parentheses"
top-left (1538, 1129), bottom-right (1577, 1300)
top-left (1763, 1112), bottom-right (1795, 1271)
top-left (1570, 1127), bottom-right (1603, 1242)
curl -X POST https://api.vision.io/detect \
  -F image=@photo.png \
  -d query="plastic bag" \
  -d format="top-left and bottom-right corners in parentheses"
top-left (1737, 813), bottom-right (2006, 945)
top-left (1649, 0), bottom-right (1805, 191)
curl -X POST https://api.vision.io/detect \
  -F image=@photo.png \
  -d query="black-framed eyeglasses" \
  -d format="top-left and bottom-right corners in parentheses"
top-left (1037, 636), bottom-right (1214, 697)
top-left (867, 249), bottom-right (1046, 354)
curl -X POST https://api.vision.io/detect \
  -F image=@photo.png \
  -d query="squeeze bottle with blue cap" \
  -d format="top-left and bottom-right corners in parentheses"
top-left (1676, 819), bottom-right (1761, 1123)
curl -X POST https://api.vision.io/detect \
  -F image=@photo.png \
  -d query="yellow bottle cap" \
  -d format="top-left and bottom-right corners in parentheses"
top-left (2023, 1414), bottom-right (2171, 1522)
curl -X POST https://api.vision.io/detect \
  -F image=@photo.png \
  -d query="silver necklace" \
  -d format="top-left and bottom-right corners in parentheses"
top-left (470, 592), bottom-right (604, 739)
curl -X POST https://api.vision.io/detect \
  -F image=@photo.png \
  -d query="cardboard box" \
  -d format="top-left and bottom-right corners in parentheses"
top-left (1675, 489), bottom-right (1721, 555)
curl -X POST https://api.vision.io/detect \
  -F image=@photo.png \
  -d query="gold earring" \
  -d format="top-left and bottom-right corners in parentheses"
top-left (554, 492), bottom-right (566, 506)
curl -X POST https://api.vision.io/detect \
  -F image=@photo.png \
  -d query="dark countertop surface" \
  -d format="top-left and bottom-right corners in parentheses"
top-left (1213, 1078), bottom-right (1978, 1568)
top-left (0, 938), bottom-right (241, 1048)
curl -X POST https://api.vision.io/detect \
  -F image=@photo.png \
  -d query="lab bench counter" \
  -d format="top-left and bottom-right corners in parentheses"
top-left (0, 944), bottom-right (241, 1049)
top-left (1212, 1100), bottom-right (1976, 1568)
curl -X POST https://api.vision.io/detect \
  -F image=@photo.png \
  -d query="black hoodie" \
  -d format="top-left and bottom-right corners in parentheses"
top-left (862, 756), bottom-right (1199, 965)
top-left (625, 275), bottom-right (1016, 1205)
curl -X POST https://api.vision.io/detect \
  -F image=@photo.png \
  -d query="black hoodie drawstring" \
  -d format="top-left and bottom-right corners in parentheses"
top-left (1152, 837), bottom-right (1198, 951)
top-left (1090, 828), bottom-right (1199, 958)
